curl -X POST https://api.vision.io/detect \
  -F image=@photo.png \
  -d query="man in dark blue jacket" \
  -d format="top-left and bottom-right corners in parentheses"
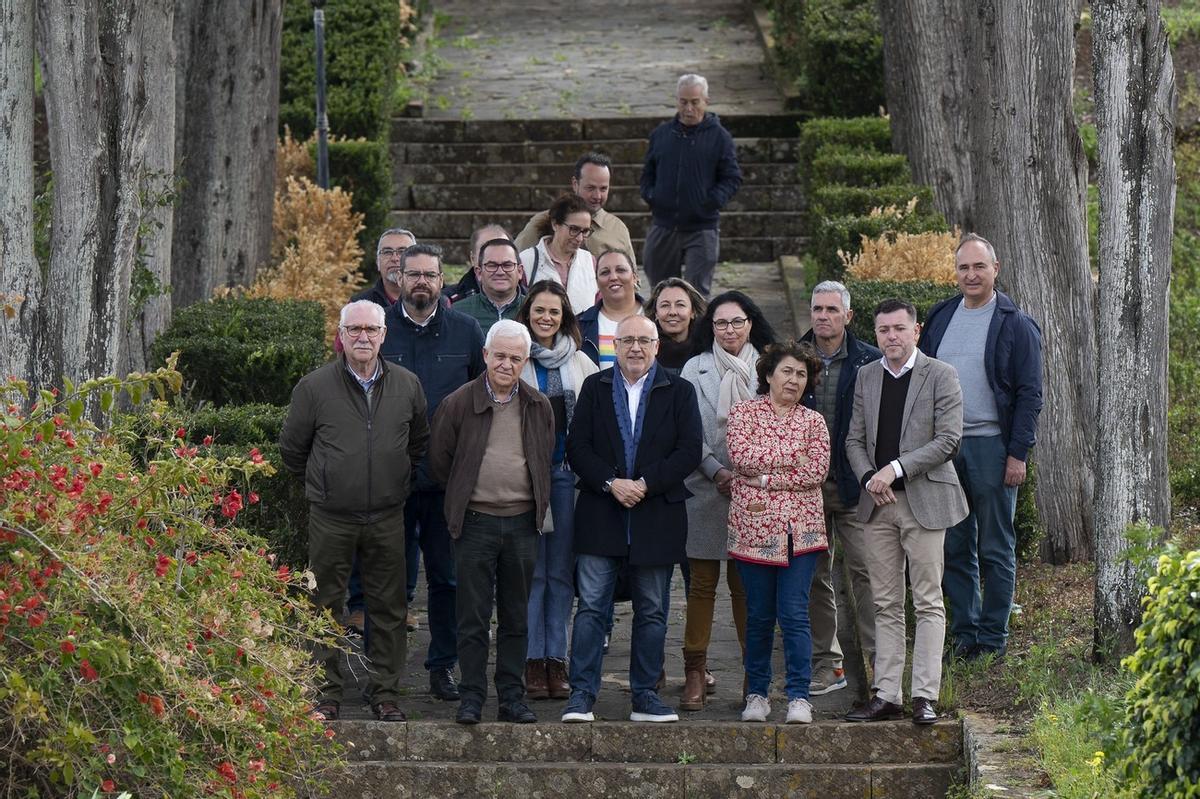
top-left (380, 243), bottom-right (486, 701)
top-left (800, 280), bottom-right (882, 695)
top-left (639, 73), bottom-right (742, 297)
top-left (919, 234), bottom-right (1043, 661)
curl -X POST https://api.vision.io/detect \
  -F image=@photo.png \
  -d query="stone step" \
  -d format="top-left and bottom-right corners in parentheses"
top-left (392, 137), bottom-right (800, 167)
top-left (390, 114), bottom-right (808, 143)
top-left (409, 236), bottom-right (807, 265)
top-left (397, 184), bottom-right (804, 213)
top-left (320, 760), bottom-right (959, 799)
top-left (334, 719), bottom-right (962, 765)
top-left (386, 210), bottom-right (804, 240)
top-left (394, 161), bottom-right (799, 188)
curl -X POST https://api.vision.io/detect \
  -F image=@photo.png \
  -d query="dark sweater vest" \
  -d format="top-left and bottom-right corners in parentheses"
top-left (875, 368), bottom-right (914, 491)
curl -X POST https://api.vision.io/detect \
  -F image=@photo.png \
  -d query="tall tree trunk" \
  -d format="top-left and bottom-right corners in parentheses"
top-left (0, 0), bottom-right (38, 388)
top-left (171, 0), bottom-right (282, 310)
top-left (963, 1), bottom-right (1097, 563)
top-left (1092, 0), bottom-right (1175, 659)
top-left (877, 0), bottom-right (973, 229)
top-left (36, 0), bottom-right (175, 386)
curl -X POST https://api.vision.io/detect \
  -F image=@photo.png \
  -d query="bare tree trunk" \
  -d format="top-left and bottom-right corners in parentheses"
top-left (0, 0), bottom-right (39, 387)
top-left (1092, 0), bottom-right (1175, 658)
top-left (877, 0), bottom-right (973, 229)
top-left (171, 0), bottom-right (282, 310)
top-left (36, 0), bottom-right (175, 386)
top-left (963, 1), bottom-right (1097, 563)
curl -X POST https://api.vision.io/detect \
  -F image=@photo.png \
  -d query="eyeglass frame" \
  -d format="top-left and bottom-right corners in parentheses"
top-left (340, 324), bottom-right (385, 339)
top-left (480, 260), bottom-right (520, 274)
top-left (613, 335), bottom-right (659, 349)
top-left (712, 317), bottom-right (749, 331)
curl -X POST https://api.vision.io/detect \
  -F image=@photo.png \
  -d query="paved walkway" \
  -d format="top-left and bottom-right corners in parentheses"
top-left (424, 0), bottom-right (784, 119)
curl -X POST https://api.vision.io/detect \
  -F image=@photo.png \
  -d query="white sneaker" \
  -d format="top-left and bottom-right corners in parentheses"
top-left (741, 694), bottom-right (770, 722)
top-left (786, 698), bottom-right (813, 724)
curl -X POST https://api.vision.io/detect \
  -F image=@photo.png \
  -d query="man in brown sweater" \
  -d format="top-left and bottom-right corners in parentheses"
top-left (429, 319), bottom-right (555, 725)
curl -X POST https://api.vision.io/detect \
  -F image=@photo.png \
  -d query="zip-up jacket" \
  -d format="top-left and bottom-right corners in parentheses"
top-left (918, 290), bottom-right (1043, 462)
top-left (577, 296), bottom-right (646, 366)
top-left (639, 112), bottom-right (742, 232)
top-left (279, 354), bottom-right (429, 523)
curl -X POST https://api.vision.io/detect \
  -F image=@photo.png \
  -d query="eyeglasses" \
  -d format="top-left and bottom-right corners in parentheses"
top-left (379, 247), bottom-right (407, 259)
top-left (713, 317), bottom-right (749, 331)
top-left (402, 270), bottom-right (441, 282)
top-left (341, 324), bottom-right (384, 338)
top-left (614, 336), bottom-right (658, 349)
top-left (481, 260), bottom-right (519, 273)
top-left (561, 224), bottom-right (592, 239)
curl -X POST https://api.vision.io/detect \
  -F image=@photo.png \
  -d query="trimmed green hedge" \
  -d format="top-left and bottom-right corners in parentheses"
top-left (814, 210), bottom-right (949, 279)
top-left (810, 183), bottom-right (936, 219)
top-left (151, 298), bottom-right (326, 407)
top-left (313, 138), bottom-right (392, 277)
top-left (811, 149), bottom-right (911, 189)
top-left (843, 278), bottom-right (955, 342)
top-left (279, 0), bottom-right (403, 141)
top-left (798, 0), bottom-right (885, 116)
top-left (798, 116), bottom-right (892, 164)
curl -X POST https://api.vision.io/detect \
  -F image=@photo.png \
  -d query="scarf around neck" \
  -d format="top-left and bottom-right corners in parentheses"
top-left (713, 341), bottom-right (758, 431)
top-left (520, 332), bottom-right (580, 425)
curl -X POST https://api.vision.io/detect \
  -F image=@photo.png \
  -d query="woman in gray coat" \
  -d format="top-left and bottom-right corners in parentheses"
top-left (677, 290), bottom-right (777, 710)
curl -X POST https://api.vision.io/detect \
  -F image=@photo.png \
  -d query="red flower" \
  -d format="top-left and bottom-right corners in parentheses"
top-left (148, 694), bottom-right (165, 717)
top-left (248, 492), bottom-right (260, 505)
top-left (79, 659), bottom-right (99, 681)
top-left (175, 427), bottom-right (186, 439)
top-left (248, 448), bottom-right (264, 464)
top-left (101, 779), bottom-right (115, 792)
top-left (202, 435), bottom-right (213, 446)
top-left (60, 639), bottom-right (76, 654)
top-left (154, 554), bottom-right (171, 578)
top-left (89, 462), bottom-right (103, 477)
top-left (220, 490), bottom-right (243, 519)
top-left (217, 761), bottom-right (238, 784)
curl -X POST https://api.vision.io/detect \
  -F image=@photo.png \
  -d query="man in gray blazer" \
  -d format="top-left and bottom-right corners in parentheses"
top-left (844, 299), bottom-right (968, 725)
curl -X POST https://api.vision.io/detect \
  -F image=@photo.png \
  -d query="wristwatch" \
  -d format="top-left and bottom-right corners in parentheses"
top-left (603, 478), bottom-right (614, 493)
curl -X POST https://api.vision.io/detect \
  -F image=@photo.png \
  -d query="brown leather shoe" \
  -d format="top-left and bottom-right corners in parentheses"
top-left (372, 701), bottom-right (406, 722)
top-left (546, 658), bottom-right (570, 699)
top-left (525, 658), bottom-right (549, 700)
top-left (680, 669), bottom-right (706, 711)
top-left (912, 696), bottom-right (938, 725)
top-left (704, 669), bottom-right (716, 694)
top-left (844, 695), bottom-right (905, 723)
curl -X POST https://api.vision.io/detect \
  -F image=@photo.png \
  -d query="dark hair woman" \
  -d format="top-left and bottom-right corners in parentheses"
top-left (519, 193), bottom-right (598, 319)
top-left (645, 277), bottom-right (707, 375)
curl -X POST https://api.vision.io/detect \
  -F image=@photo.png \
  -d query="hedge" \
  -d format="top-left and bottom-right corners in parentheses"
top-left (810, 183), bottom-right (936, 219)
top-left (151, 297), bottom-right (326, 407)
top-left (278, 0), bottom-right (403, 141)
top-left (313, 138), bottom-right (393, 277)
top-left (798, 116), bottom-right (892, 164)
top-left (842, 278), bottom-right (955, 342)
top-left (810, 149), bottom-right (912, 189)
top-left (798, 0), bottom-right (885, 116)
top-left (814, 210), bottom-right (949, 279)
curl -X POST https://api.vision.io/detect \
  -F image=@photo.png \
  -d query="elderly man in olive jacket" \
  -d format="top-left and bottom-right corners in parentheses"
top-left (280, 299), bottom-right (429, 724)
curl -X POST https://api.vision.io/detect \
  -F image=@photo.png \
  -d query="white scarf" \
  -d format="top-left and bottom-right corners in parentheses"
top-left (713, 341), bottom-right (758, 429)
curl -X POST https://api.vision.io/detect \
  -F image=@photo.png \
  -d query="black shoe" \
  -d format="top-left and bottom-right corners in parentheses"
top-left (455, 700), bottom-right (482, 725)
top-left (429, 668), bottom-right (461, 701)
top-left (966, 644), bottom-right (1007, 663)
top-left (944, 641), bottom-right (976, 664)
top-left (844, 695), bottom-right (905, 722)
top-left (372, 701), bottom-right (406, 722)
top-left (912, 697), bottom-right (938, 725)
top-left (497, 700), bottom-right (537, 723)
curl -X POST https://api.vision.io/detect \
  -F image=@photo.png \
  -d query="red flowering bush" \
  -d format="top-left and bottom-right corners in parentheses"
top-left (0, 366), bottom-right (341, 797)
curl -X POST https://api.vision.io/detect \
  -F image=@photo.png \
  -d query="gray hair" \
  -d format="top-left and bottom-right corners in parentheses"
top-left (470, 223), bottom-right (511, 267)
top-left (339, 299), bottom-right (385, 327)
top-left (376, 227), bottom-right (416, 256)
top-left (677, 73), bottom-right (709, 98)
top-left (956, 232), bottom-right (998, 263)
top-left (811, 280), bottom-right (851, 312)
top-left (484, 319), bottom-right (532, 355)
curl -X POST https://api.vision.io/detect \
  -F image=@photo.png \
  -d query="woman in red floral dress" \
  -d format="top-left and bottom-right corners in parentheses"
top-left (726, 340), bottom-right (830, 725)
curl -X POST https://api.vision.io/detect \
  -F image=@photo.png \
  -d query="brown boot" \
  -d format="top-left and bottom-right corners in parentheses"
top-left (546, 658), bottom-right (570, 699)
top-left (525, 659), bottom-right (549, 700)
top-left (681, 669), bottom-right (706, 711)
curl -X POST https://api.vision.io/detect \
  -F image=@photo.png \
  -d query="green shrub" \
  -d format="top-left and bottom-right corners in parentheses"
top-left (797, 116), bottom-right (892, 164)
top-left (843, 278), bottom-right (956, 342)
top-left (1170, 140), bottom-right (1200, 507)
top-left (814, 210), bottom-right (949, 279)
top-left (278, 0), bottom-right (403, 140)
top-left (810, 182), bottom-right (936, 218)
top-left (1015, 460), bottom-right (1043, 562)
top-left (1120, 547), bottom-right (1200, 798)
top-left (810, 149), bottom-right (911, 189)
top-left (151, 298), bottom-right (326, 407)
top-left (798, 0), bottom-right (885, 116)
top-left (313, 138), bottom-right (393, 277)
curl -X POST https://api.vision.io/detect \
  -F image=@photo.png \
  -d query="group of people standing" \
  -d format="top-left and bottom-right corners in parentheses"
top-left (279, 73), bottom-right (1043, 729)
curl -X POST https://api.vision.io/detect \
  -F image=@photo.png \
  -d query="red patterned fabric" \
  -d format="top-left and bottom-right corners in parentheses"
top-left (726, 395), bottom-right (830, 565)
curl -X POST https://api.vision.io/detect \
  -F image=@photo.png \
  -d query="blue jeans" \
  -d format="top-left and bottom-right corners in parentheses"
top-left (405, 489), bottom-right (458, 671)
top-left (527, 467), bottom-right (577, 660)
top-left (737, 551), bottom-right (820, 701)
top-left (569, 554), bottom-right (670, 704)
top-left (943, 435), bottom-right (1018, 651)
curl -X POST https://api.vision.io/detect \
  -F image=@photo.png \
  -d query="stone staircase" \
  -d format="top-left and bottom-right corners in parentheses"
top-left (389, 114), bottom-right (808, 264)
top-left (320, 718), bottom-right (963, 798)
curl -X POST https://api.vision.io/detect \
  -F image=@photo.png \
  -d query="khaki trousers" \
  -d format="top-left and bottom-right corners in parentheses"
top-left (863, 492), bottom-right (945, 706)
top-left (682, 558), bottom-right (747, 668)
top-left (810, 481), bottom-right (877, 672)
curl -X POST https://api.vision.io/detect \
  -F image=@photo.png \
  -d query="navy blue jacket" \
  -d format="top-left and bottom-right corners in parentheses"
top-left (352, 277), bottom-right (395, 309)
top-left (801, 329), bottom-right (882, 507)
top-left (918, 290), bottom-right (1043, 462)
top-left (380, 303), bottom-right (485, 489)
top-left (639, 113), bottom-right (742, 232)
top-left (577, 297), bottom-right (646, 366)
top-left (567, 365), bottom-right (703, 566)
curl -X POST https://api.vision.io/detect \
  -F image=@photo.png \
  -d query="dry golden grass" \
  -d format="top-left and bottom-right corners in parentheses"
top-left (842, 223), bottom-right (961, 285)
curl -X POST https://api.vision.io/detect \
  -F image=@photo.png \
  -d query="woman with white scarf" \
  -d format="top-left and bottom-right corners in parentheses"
top-left (516, 280), bottom-right (598, 701)
top-left (677, 291), bottom-right (778, 711)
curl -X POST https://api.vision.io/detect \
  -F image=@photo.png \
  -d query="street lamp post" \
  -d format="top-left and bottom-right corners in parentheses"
top-left (312, 0), bottom-right (330, 189)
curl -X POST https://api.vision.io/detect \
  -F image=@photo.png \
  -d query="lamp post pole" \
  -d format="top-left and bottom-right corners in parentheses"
top-left (312, 0), bottom-right (330, 189)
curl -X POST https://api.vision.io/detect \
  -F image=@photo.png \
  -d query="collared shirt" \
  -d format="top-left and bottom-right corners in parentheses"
top-left (879, 348), bottom-right (918, 477)
top-left (401, 300), bottom-right (438, 328)
top-left (484, 375), bottom-right (518, 404)
top-left (621, 367), bottom-right (652, 421)
top-left (345, 359), bottom-right (382, 394)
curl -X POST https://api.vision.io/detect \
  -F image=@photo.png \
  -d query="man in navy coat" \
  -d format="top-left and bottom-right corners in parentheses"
top-left (561, 315), bottom-right (702, 723)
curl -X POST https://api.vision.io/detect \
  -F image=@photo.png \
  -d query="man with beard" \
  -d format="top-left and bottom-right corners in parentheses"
top-left (381, 243), bottom-right (486, 703)
top-left (354, 228), bottom-right (417, 307)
